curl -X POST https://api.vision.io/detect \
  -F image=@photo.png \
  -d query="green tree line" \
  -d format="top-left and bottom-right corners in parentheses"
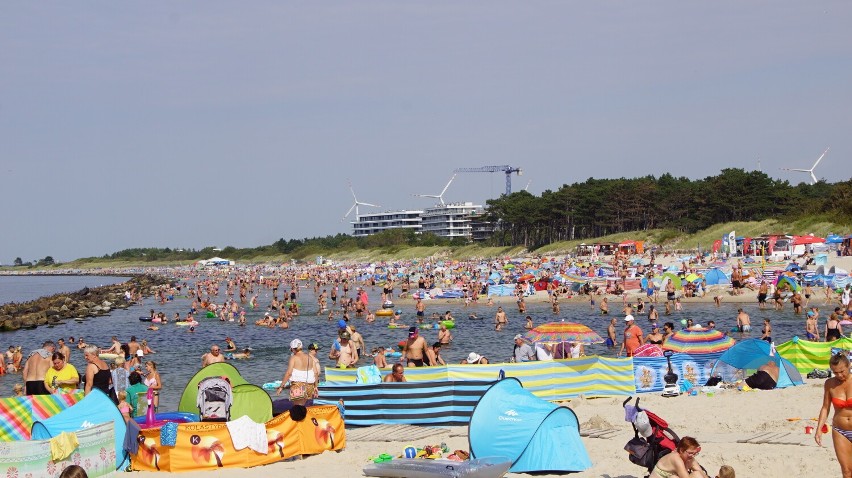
top-left (58, 169), bottom-right (852, 264)
top-left (484, 169), bottom-right (852, 247)
top-left (76, 229), bottom-right (469, 264)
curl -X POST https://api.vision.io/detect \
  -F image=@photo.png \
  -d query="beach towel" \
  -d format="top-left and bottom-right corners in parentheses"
top-left (226, 415), bottom-right (267, 454)
top-left (49, 431), bottom-right (79, 461)
top-left (356, 365), bottom-right (382, 384)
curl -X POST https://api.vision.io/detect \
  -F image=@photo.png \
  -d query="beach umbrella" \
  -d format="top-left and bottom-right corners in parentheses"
top-left (524, 321), bottom-right (605, 345)
top-left (662, 328), bottom-right (736, 355)
top-left (826, 234), bottom-right (845, 244)
top-left (632, 343), bottom-right (664, 358)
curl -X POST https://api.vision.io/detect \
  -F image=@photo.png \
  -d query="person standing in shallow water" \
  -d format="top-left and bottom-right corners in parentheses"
top-left (494, 307), bottom-right (507, 331)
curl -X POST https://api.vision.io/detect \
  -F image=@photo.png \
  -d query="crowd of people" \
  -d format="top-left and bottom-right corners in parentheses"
top-left (4, 334), bottom-right (160, 422)
top-left (3, 253), bottom-right (852, 476)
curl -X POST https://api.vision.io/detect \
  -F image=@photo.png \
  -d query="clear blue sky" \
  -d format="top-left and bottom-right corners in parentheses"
top-left (1, 2), bottom-right (850, 263)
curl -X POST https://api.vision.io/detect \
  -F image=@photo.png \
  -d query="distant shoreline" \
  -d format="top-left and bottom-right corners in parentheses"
top-left (0, 271), bottom-right (139, 277)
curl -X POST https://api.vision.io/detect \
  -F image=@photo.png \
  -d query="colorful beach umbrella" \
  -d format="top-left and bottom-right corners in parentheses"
top-left (662, 328), bottom-right (736, 355)
top-left (632, 343), bottom-right (664, 358)
top-left (524, 321), bottom-right (604, 344)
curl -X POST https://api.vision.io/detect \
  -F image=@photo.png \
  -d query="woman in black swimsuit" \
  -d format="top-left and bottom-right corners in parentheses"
top-left (826, 316), bottom-right (843, 342)
top-left (83, 345), bottom-right (113, 400)
top-left (645, 327), bottom-right (665, 345)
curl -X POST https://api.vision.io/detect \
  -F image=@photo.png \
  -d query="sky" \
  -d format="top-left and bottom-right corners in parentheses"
top-left (1, 2), bottom-right (851, 263)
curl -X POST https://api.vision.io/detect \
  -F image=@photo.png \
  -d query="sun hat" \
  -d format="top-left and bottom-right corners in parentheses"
top-left (513, 334), bottom-right (524, 341)
top-left (290, 339), bottom-right (303, 349)
top-left (625, 315), bottom-right (635, 322)
top-left (466, 352), bottom-right (482, 364)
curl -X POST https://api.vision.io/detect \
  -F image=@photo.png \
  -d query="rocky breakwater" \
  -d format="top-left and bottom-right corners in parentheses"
top-left (0, 275), bottom-right (173, 332)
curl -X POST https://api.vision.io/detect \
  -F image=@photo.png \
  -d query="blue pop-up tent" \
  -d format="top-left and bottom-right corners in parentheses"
top-left (704, 268), bottom-right (729, 285)
top-left (710, 339), bottom-right (803, 389)
top-left (31, 389), bottom-right (128, 470)
top-left (468, 378), bottom-right (592, 473)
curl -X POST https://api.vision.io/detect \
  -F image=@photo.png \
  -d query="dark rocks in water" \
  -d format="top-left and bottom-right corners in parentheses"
top-left (0, 316), bottom-right (19, 331)
top-left (0, 274), bottom-right (173, 333)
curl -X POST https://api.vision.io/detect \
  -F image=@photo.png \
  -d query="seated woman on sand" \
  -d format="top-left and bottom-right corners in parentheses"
top-left (649, 436), bottom-right (708, 478)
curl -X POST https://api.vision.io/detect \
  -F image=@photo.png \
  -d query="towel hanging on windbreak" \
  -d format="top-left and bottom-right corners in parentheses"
top-left (50, 431), bottom-right (79, 461)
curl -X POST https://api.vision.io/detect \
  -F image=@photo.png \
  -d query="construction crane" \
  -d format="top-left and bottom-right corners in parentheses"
top-left (453, 165), bottom-right (523, 195)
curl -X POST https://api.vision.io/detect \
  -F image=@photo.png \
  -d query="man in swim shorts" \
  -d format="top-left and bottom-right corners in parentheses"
top-left (22, 341), bottom-right (55, 395)
top-left (415, 298), bottom-right (425, 319)
top-left (734, 308), bottom-right (750, 334)
top-left (805, 310), bottom-right (820, 341)
top-left (606, 318), bottom-right (617, 348)
top-left (403, 327), bottom-right (428, 367)
top-left (756, 280), bottom-right (768, 309)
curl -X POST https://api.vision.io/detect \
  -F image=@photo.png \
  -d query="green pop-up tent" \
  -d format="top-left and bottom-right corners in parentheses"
top-left (178, 362), bottom-right (272, 423)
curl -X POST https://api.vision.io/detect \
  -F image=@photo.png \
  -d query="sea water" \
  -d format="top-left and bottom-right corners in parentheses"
top-left (0, 276), bottom-right (817, 411)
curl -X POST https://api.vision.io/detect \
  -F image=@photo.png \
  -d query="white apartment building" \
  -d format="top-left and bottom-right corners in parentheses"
top-left (351, 210), bottom-right (423, 237)
top-left (420, 202), bottom-right (484, 239)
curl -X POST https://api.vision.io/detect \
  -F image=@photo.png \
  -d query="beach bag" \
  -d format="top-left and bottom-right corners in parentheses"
top-left (624, 436), bottom-right (654, 469)
top-left (807, 369), bottom-right (831, 379)
top-left (197, 376), bottom-right (233, 421)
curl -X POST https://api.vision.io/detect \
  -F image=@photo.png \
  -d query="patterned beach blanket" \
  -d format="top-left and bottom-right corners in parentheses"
top-left (0, 392), bottom-right (84, 442)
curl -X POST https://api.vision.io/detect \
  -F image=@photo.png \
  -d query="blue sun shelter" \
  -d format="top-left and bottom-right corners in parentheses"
top-left (710, 339), bottom-right (803, 388)
top-left (468, 378), bottom-right (592, 473)
top-left (31, 389), bottom-right (128, 470)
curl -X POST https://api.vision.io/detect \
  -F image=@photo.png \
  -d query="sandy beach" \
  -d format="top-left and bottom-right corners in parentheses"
top-left (130, 377), bottom-right (836, 477)
top-left (392, 254), bottom-right (852, 307)
top-left (125, 254), bottom-right (850, 477)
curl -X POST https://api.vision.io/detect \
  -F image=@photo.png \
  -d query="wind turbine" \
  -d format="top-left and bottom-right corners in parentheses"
top-left (413, 174), bottom-right (456, 205)
top-left (342, 182), bottom-right (380, 221)
top-left (523, 180), bottom-right (532, 192)
top-left (781, 147), bottom-right (829, 184)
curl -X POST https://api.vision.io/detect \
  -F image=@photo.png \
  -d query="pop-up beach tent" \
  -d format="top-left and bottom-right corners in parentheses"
top-left (710, 339), bottom-right (803, 388)
top-left (178, 362), bottom-right (272, 423)
top-left (31, 389), bottom-right (128, 470)
top-left (468, 378), bottom-right (592, 473)
top-left (703, 268), bottom-right (729, 286)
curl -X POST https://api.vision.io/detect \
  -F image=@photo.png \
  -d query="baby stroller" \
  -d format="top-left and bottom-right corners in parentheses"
top-left (622, 396), bottom-right (679, 477)
top-left (197, 376), bottom-right (233, 422)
